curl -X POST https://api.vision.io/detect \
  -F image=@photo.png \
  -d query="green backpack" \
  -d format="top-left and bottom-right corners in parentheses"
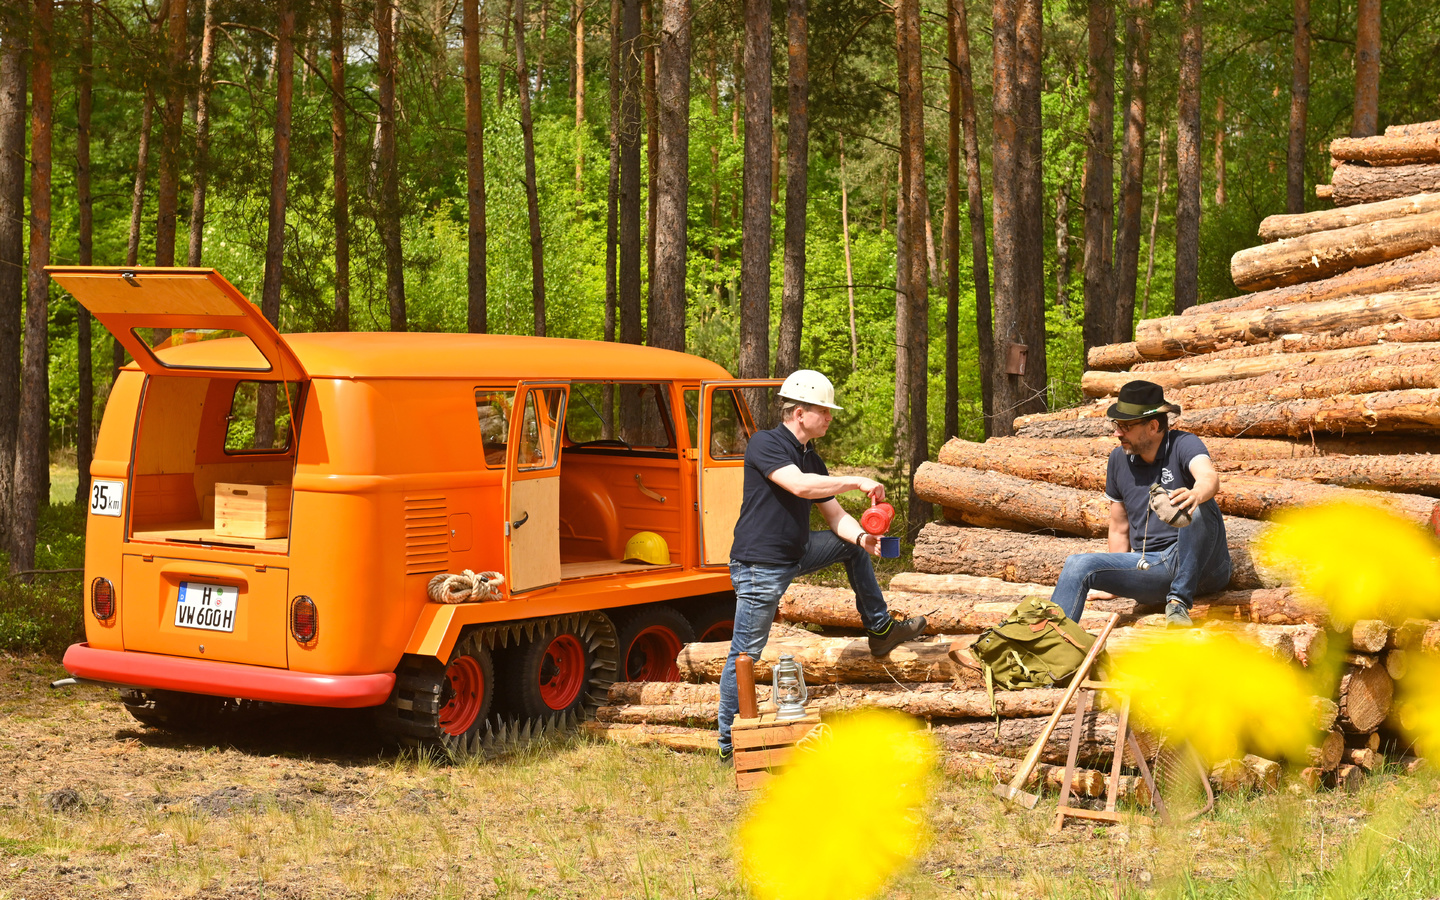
top-left (949, 595), bottom-right (1100, 715)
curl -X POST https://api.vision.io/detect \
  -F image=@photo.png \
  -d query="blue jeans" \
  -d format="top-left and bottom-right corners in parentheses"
top-left (1050, 500), bottom-right (1232, 622)
top-left (717, 530), bottom-right (892, 753)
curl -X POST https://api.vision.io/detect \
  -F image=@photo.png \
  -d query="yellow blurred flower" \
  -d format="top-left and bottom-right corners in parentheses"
top-left (1108, 630), bottom-right (1318, 763)
top-left (1396, 654), bottom-right (1440, 759)
top-left (1255, 502), bottom-right (1440, 625)
top-left (737, 710), bottom-right (936, 900)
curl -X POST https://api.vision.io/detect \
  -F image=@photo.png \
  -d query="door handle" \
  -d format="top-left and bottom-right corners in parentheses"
top-left (635, 473), bottom-right (666, 503)
top-left (511, 511), bottom-right (530, 529)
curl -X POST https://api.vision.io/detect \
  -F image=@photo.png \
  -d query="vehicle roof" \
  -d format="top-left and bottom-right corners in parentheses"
top-left (147, 332), bottom-right (737, 381)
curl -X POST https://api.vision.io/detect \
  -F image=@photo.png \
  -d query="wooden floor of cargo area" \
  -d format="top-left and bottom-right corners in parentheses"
top-left (559, 559), bottom-right (677, 580)
top-left (132, 522), bottom-right (290, 554)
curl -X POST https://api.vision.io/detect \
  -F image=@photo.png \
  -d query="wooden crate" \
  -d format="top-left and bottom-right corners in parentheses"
top-left (732, 707), bottom-right (821, 791)
top-left (214, 482), bottom-right (291, 539)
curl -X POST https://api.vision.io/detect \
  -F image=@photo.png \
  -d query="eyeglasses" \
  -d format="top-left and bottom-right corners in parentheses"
top-left (1111, 419), bottom-right (1150, 433)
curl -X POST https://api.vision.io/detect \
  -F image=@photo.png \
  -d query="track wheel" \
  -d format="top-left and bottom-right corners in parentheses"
top-left (119, 689), bottom-right (233, 732)
top-left (612, 605), bottom-right (695, 682)
top-left (376, 631), bottom-right (495, 754)
top-left (686, 596), bottom-right (736, 643)
top-left (506, 619), bottom-right (598, 723)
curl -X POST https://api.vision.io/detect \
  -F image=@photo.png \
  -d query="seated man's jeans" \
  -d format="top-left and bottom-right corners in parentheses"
top-left (717, 530), bottom-right (891, 754)
top-left (1050, 500), bottom-right (1232, 622)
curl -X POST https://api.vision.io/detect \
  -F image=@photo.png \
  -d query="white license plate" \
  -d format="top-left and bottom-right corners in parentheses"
top-left (175, 581), bottom-right (239, 633)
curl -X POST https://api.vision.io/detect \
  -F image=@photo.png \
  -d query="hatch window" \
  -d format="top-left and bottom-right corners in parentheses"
top-left (130, 327), bottom-right (274, 372)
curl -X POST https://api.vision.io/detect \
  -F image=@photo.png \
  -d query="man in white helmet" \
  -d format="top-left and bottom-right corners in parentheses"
top-left (716, 369), bottom-right (927, 763)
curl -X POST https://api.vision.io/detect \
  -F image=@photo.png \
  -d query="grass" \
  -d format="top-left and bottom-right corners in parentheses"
top-left (0, 496), bottom-right (87, 656)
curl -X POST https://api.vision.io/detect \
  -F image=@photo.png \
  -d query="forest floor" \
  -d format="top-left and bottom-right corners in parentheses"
top-left (2, 655), bottom-right (1438, 900)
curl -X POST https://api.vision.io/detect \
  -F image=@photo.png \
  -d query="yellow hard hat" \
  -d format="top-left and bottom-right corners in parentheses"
top-left (623, 531), bottom-right (671, 565)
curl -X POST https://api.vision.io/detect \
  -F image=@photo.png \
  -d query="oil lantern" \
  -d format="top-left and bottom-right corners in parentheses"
top-left (771, 653), bottom-right (809, 721)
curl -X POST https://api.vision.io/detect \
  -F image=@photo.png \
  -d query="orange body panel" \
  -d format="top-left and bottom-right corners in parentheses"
top-left (74, 322), bottom-right (749, 705)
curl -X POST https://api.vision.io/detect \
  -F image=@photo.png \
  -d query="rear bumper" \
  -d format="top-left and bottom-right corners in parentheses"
top-left (61, 643), bottom-right (395, 709)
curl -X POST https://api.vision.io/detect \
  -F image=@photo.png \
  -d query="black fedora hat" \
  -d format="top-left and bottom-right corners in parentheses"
top-left (1106, 380), bottom-right (1182, 420)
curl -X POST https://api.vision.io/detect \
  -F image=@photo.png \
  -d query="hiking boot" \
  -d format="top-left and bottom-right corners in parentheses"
top-left (1165, 600), bottom-right (1193, 628)
top-left (868, 615), bottom-right (927, 657)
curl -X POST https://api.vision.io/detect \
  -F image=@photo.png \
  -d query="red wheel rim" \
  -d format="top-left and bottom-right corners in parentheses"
top-left (699, 619), bottom-right (733, 642)
top-left (439, 656), bottom-right (485, 736)
top-left (537, 633), bottom-right (587, 710)
top-left (625, 625), bottom-right (684, 682)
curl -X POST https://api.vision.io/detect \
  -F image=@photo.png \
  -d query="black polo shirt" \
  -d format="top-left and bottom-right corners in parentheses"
top-left (728, 424), bottom-right (831, 565)
top-left (1104, 429), bottom-right (1215, 553)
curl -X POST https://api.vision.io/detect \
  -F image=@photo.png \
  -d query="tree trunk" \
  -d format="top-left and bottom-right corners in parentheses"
top-left (1286, 0), bottom-right (1309, 215)
top-left (1011, 0), bottom-right (1045, 416)
top-left (1178, 389), bottom-right (1440, 438)
top-left (1231, 213), bottom-right (1440, 293)
top-left (775, 0), bottom-right (806, 378)
top-left (1141, 123), bottom-right (1166, 318)
top-left (1332, 134), bottom-right (1440, 166)
top-left (839, 136), bottom-right (858, 370)
top-left (154, 0), bottom-right (186, 267)
top-left (609, 679), bottom-right (963, 705)
top-left (1328, 164), bottom-right (1440, 206)
top-left (678, 629), bottom-right (971, 685)
top-left (602, 0), bottom-right (622, 436)
top-left (912, 522), bottom-right (1273, 590)
top-left (13, 0), bottom-right (51, 571)
top-left (535, 0), bottom-right (549, 91)
top-left (188, 0), bottom-right (216, 265)
top-left (574, 0), bottom-right (585, 192)
top-left (596, 687), bottom-right (1076, 726)
top-left (944, 0), bottom-right (961, 436)
top-left (893, 153), bottom-right (910, 457)
top-left (738, 0), bottom-right (771, 381)
top-left (1054, 172), bottom-right (1071, 310)
top-left (499, 10), bottom-right (510, 105)
top-left (778, 582), bottom-right (1146, 633)
top-left (1082, 0), bottom-right (1115, 354)
top-left (0, 12), bottom-right (22, 551)
top-left (953, 0), bottom-right (992, 427)
top-left (253, 0), bottom-right (295, 452)
top-left (642, 0), bottom-right (657, 336)
top-left (899, 0), bottom-right (930, 536)
top-left (649, 0), bottom-right (689, 352)
top-left (618, 0), bottom-right (643, 356)
top-left (914, 462), bottom-right (1113, 537)
top-left (935, 712), bottom-right (1131, 768)
top-left (1136, 284), bottom-right (1440, 359)
top-left (1260, 195), bottom-right (1440, 244)
top-left (1087, 342), bottom-right (1143, 370)
top-left (377, 0), bottom-right (405, 330)
top-left (1114, 0), bottom-right (1150, 342)
top-left (463, 0), bottom-right (487, 333)
top-left (1213, 94), bottom-right (1226, 206)
top-left (962, 433), bottom-right (1440, 464)
top-left (515, 0), bottom-right (547, 336)
top-left (1351, 0), bottom-right (1380, 138)
top-left (1337, 662), bottom-right (1392, 733)
top-left (988, 0), bottom-right (1018, 439)
top-left (1173, 0), bottom-right (1201, 313)
top-left (75, 0), bottom-right (94, 509)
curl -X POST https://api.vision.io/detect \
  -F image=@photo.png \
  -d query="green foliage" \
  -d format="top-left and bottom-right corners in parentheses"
top-left (0, 504), bottom-right (86, 655)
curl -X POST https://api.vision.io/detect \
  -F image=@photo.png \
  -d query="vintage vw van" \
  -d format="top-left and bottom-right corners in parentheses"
top-left (53, 266), bottom-right (776, 753)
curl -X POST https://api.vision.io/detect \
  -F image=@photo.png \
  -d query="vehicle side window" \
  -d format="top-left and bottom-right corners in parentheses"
top-left (518, 387), bottom-right (566, 471)
top-left (474, 388), bottom-right (515, 468)
top-left (708, 389), bottom-right (751, 459)
top-left (225, 381), bottom-right (304, 453)
top-left (565, 382), bottom-right (676, 449)
top-left (683, 389), bottom-right (699, 448)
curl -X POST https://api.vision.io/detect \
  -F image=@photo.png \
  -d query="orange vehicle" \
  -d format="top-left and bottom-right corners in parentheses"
top-left (53, 266), bottom-right (778, 753)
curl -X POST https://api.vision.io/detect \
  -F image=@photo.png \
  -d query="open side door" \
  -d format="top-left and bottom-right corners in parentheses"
top-left (505, 382), bottom-right (570, 593)
top-left (47, 266), bottom-right (308, 381)
top-left (697, 380), bottom-right (781, 567)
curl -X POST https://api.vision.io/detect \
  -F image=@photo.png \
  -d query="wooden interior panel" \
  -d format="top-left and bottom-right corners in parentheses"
top-left (134, 377), bottom-right (209, 475)
top-left (130, 473), bottom-right (200, 527)
top-left (509, 476), bottom-right (561, 591)
top-left (559, 558), bottom-right (676, 580)
top-left (701, 465), bottom-right (744, 565)
top-left (557, 452), bottom-right (682, 562)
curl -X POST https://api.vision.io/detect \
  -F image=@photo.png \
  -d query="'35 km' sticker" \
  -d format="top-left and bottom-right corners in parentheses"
top-left (89, 480), bottom-right (125, 517)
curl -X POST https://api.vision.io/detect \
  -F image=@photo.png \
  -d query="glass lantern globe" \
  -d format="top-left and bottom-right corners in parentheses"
top-left (771, 653), bottom-right (809, 721)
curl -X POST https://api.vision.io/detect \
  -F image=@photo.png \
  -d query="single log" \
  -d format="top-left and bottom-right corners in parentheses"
top-left (1133, 286), bottom-right (1440, 360)
top-left (933, 711), bottom-right (1134, 768)
top-left (1344, 620), bottom-right (1391, 654)
top-left (1305, 729), bottom-right (1345, 770)
top-left (1387, 619), bottom-right (1432, 650)
top-left (596, 703), bottom-right (719, 726)
top-left (972, 434), bottom-right (1437, 462)
top-left (580, 721), bottom-right (717, 753)
top-left (1331, 135), bottom-right (1440, 166)
top-left (941, 750), bottom-right (1151, 802)
top-left (778, 582), bottom-right (1133, 634)
top-left (1423, 622), bottom-right (1440, 653)
top-left (1210, 758), bottom-right (1258, 793)
top-left (1296, 767), bottom-right (1324, 791)
top-left (1230, 213), bottom-right (1440, 292)
top-left (1227, 454), bottom-right (1440, 496)
top-left (1087, 342), bottom-right (1145, 371)
top-left (1285, 625), bottom-right (1329, 667)
top-left (1337, 662), bottom-right (1394, 733)
top-left (1384, 649), bottom-right (1409, 680)
top-left (595, 687), bottom-right (1077, 726)
top-left (1347, 730), bottom-right (1381, 751)
top-left (1176, 389), bottom-right (1440, 438)
top-left (1400, 757), bottom-right (1429, 774)
top-left (1344, 652), bottom-right (1378, 668)
top-left (607, 680), bottom-right (959, 706)
top-left (1331, 163), bottom-right (1440, 206)
top-left (1243, 754), bottom-right (1282, 791)
top-left (1150, 318), bottom-right (1440, 371)
top-left (1344, 747), bottom-right (1381, 772)
top-left (676, 631), bottom-right (974, 685)
top-left (1313, 697), bottom-right (1340, 732)
top-left (1315, 184), bottom-right (1334, 201)
top-left (1333, 763), bottom-right (1365, 792)
top-left (1386, 121), bottom-right (1440, 137)
top-left (925, 448), bottom-right (1440, 529)
top-left (1014, 417), bottom-right (1114, 440)
top-left (1259, 193), bottom-right (1440, 242)
top-left (912, 522), bottom-right (1273, 590)
top-left (1181, 246), bottom-right (1440, 321)
top-left (887, 571), bottom-right (1052, 595)
top-left (1087, 342), bottom-right (1440, 397)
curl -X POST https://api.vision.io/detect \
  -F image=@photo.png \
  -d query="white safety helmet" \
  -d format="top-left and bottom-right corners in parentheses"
top-left (777, 369), bottom-right (842, 410)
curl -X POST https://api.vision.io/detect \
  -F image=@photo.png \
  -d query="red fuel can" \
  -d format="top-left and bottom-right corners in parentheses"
top-left (860, 502), bottom-right (896, 535)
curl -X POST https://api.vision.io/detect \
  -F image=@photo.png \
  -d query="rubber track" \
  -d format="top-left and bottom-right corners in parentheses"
top-left (374, 610), bottom-right (620, 758)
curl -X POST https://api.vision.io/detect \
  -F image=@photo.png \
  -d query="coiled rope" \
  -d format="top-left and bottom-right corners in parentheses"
top-left (427, 569), bottom-right (506, 604)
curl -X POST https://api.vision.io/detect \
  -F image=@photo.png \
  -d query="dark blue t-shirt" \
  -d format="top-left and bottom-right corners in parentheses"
top-left (1104, 430), bottom-right (1216, 553)
top-left (728, 425), bottom-right (831, 565)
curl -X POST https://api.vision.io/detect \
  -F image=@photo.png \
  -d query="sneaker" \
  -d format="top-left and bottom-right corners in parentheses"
top-left (868, 615), bottom-right (928, 657)
top-left (1165, 599), bottom-right (1192, 628)
top-left (718, 748), bottom-right (733, 768)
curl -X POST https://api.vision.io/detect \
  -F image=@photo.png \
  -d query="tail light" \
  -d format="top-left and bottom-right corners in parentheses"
top-left (290, 595), bottom-right (318, 644)
top-left (91, 577), bottom-right (115, 621)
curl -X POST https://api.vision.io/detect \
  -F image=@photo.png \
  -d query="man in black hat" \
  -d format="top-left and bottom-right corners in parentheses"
top-left (1048, 380), bottom-right (1231, 627)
